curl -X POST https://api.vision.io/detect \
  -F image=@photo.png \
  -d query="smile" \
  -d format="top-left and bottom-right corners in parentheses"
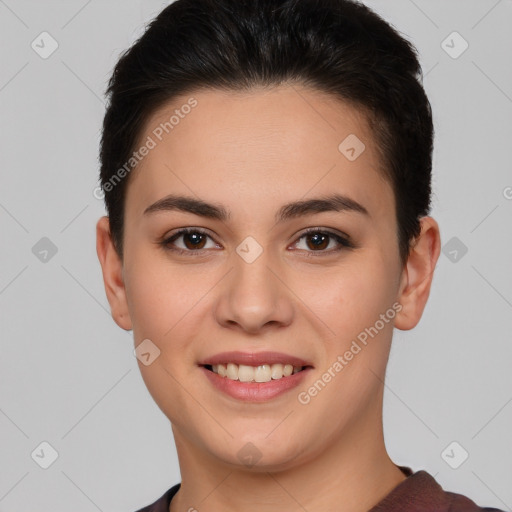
top-left (199, 351), bottom-right (313, 401)
top-left (206, 363), bottom-right (304, 382)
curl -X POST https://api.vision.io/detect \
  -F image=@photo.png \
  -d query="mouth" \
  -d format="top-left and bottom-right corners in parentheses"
top-left (202, 362), bottom-right (310, 383)
top-left (198, 351), bottom-right (314, 388)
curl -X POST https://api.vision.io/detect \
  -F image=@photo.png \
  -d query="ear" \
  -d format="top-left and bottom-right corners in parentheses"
top-left (394, 216), bottom-right (441, 331)
top-left (96, 216), bottom-right (133, 331)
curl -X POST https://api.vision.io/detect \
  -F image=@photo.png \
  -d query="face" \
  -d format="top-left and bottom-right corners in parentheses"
top-left (97, 84), bottom-right (435, 471)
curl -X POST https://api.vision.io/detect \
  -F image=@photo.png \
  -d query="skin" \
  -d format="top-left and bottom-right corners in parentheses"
top-left (96, 84), bottom-right (441, 512)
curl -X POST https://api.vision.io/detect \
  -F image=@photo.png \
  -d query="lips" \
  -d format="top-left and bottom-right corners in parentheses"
top-left (199, 351), bottom-right (313, 368)
top-left (198, 351), bottom-right (313, 401)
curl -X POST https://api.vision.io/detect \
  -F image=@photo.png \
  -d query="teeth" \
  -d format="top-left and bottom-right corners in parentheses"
top-left (271, 363), bottom-right (284, 379)
top-left (210, 363), bottom-right (304, 382)
top-left (239, 364), bottom-right (255, 382)
top-left (226, 363), bottom-right (238, 380)
top-left (254, 364), bottom-right (271, 382)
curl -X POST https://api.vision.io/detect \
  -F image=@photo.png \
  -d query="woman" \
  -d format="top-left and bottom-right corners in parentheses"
top-left (95, 0), bottom-right (505, 510)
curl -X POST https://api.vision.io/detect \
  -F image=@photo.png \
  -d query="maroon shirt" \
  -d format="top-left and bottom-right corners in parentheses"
top-left (134, 466), bottom-right (505, 512)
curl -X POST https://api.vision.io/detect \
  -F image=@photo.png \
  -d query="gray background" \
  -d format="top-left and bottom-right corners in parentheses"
top-left (0, 0), bottom-right (511, 510)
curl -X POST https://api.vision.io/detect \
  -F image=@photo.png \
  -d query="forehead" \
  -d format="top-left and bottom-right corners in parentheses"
top-left (125, 85), bottom-right (392, 219)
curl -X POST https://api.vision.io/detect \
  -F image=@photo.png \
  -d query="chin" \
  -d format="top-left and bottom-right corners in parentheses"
top-left (207, 435), bottom-right (309, 473)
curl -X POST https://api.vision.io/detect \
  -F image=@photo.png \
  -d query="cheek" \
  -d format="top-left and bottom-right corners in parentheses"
top-left (296, 260), bottom-right (396, 341)
top-left (124, 245), bottom-right (211, 340)
top-left (292, 265), bottom-right (396, 429)
top-left (124, 252), bottom-right (211, 425)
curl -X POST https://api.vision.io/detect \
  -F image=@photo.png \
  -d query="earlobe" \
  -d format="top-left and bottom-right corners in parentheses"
top-left (394, 216), bottom-right (441, 331)
top-left (96, 216), bottom-right (133, 331)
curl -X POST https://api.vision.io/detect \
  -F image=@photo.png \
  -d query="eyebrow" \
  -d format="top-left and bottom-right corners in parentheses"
top-left (143, 193), bottom-right (370, 222)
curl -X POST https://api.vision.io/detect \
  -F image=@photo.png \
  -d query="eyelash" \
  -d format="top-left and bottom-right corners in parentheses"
top-left (159, 227), bottom-right (355, 257)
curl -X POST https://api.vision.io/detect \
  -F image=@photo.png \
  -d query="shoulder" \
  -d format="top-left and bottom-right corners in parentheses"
top-left (444, 485), bottom-right (505, 512)
top-left (136, 473), bottom-right (507, 512)
top-left (133, 483), bottom-right (181, 512)
top-left (446, 490), bottom-right (505, 512)
top-left (369, 467), bottom-right (506, 512)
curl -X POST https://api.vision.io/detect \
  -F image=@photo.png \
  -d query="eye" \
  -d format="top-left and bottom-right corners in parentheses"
top-left (291, 228), bottom-right (354, 255)
top-left (159, 227), bottom-right (355, 257)
top-left (160, 228), bottom-right (220, 255)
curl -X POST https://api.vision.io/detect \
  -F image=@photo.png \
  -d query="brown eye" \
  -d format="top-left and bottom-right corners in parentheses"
top-left (293, 228), bottom-right (354, 255)
top-left (161, 228), bottom-right (219, 254)
top-left (181, 231), bottom-right (207, 250)
top-left (304, 232), bottom-right (329, 250)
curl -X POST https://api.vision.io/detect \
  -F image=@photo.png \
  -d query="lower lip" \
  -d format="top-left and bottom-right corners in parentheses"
top-left (200, 366), bottom-right (311, 402)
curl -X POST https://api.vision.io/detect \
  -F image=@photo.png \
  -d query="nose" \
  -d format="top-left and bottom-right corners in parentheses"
top-left (214, 246), bottom-right (294, 334)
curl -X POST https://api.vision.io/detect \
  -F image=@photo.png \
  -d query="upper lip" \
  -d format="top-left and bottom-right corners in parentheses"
top-left (199, 351), bottom-right (313, 367)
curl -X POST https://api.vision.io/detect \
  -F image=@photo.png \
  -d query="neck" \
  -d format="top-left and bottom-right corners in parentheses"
top-left (169, 399), bottom-right (406, 512)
